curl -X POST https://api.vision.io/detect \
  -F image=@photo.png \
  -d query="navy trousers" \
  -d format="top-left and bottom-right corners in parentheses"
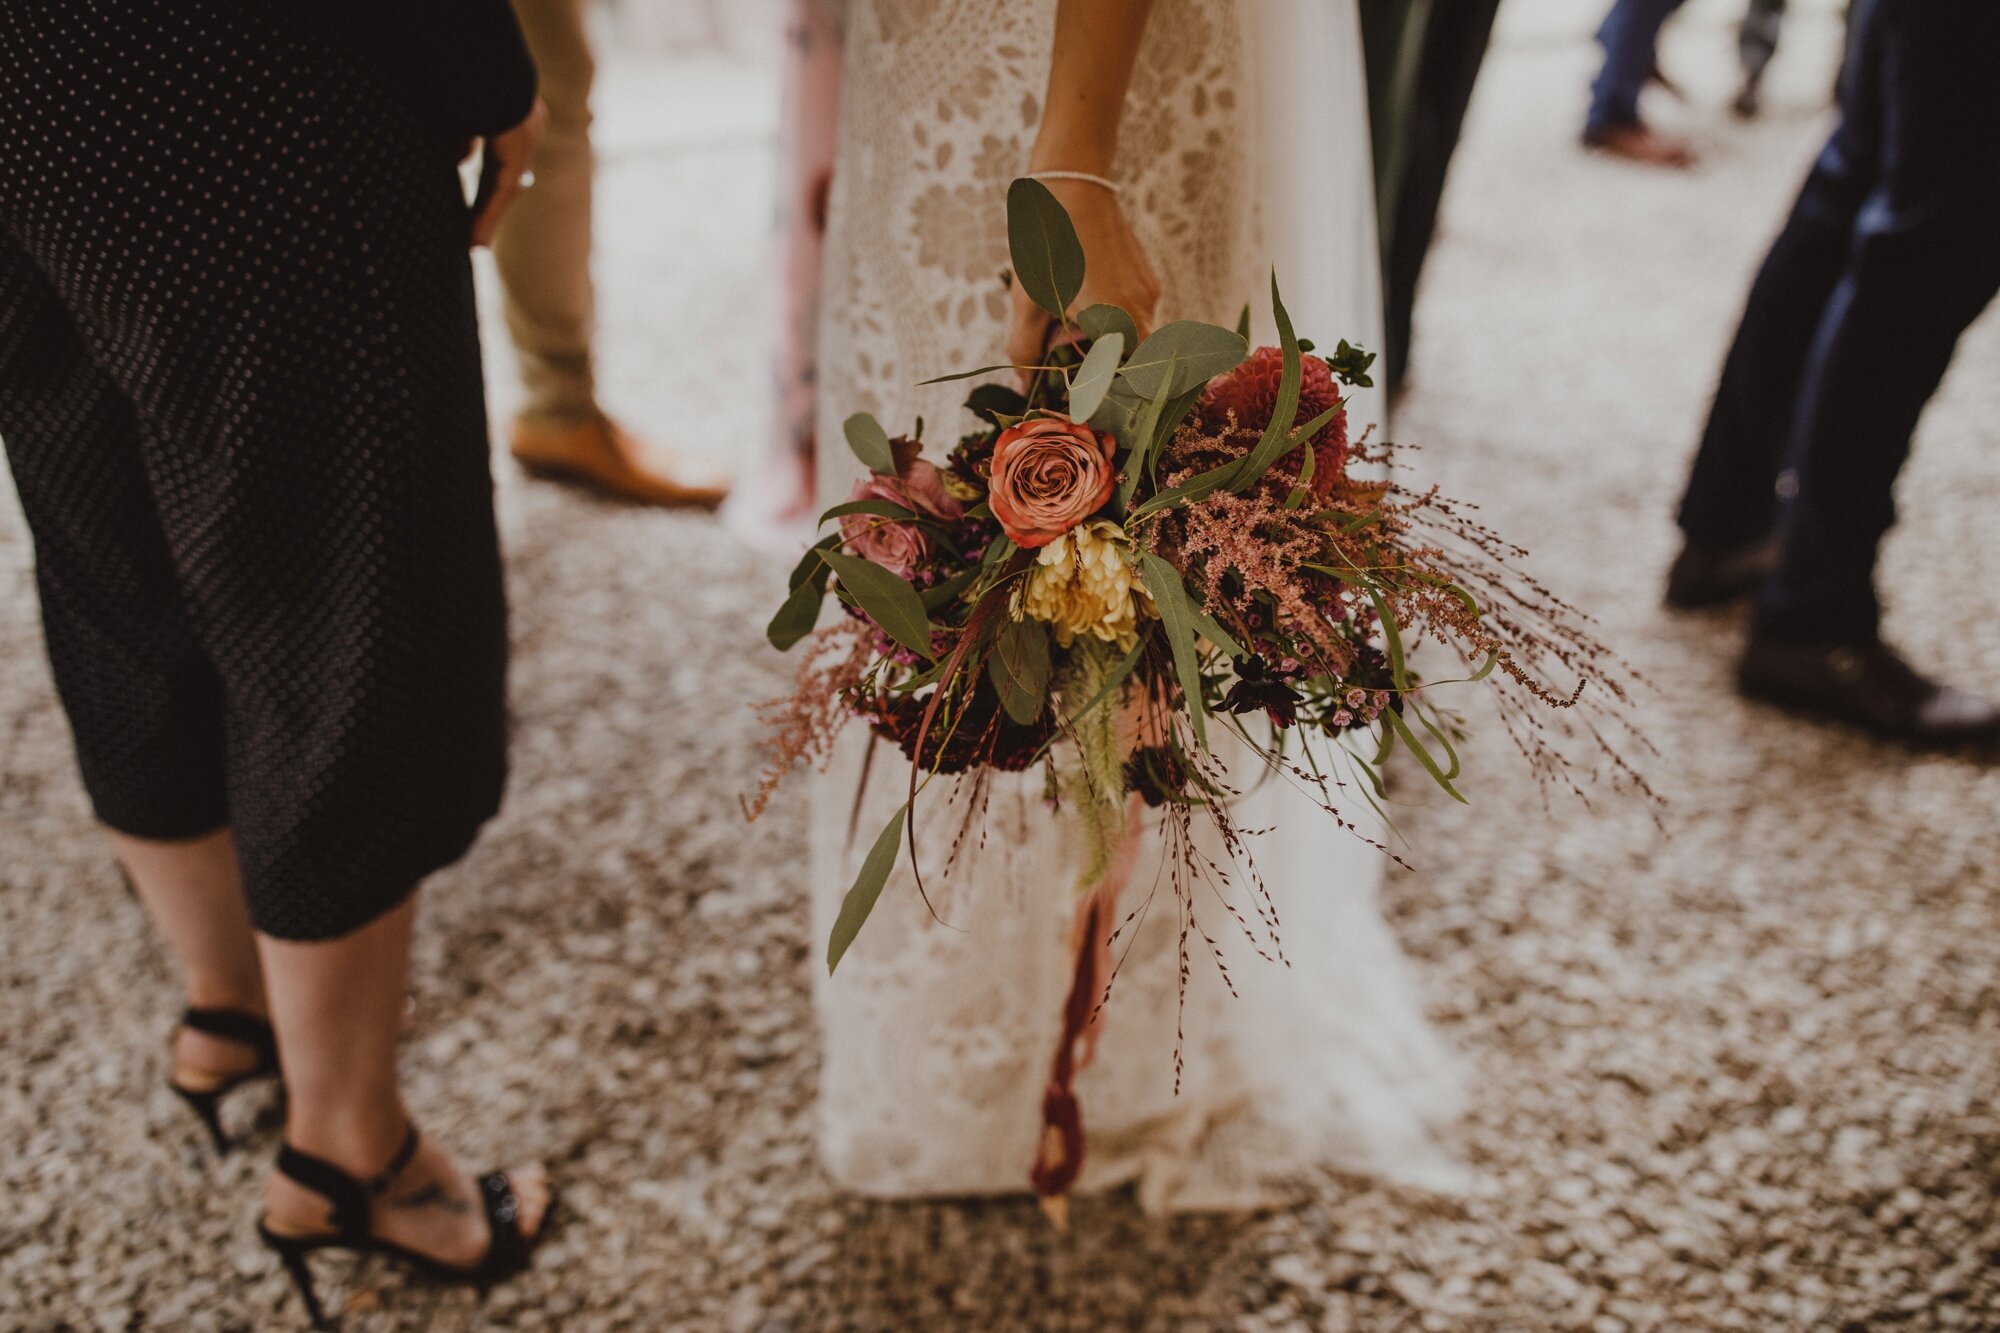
top-left (1587, 0), bottom-right (1690, 133)
top-left (1676, 0), bottom-right (2000, 645)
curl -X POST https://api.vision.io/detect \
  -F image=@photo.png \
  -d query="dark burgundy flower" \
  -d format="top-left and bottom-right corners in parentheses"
top-left (862, 676), bottom-right (1049, 773)
top-left (1221, 655), bottom-right (1302, 728)
top-left (1199, 347), bottom-right (1349, 497)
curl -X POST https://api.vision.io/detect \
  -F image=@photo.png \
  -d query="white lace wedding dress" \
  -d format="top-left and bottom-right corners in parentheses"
top-left (809, 0), bottom-right (1466, 1212)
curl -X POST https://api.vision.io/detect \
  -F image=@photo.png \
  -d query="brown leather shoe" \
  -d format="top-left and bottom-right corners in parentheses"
top-left (509, 414), bottom-right (731, 509)
top-left (1582, 121), bottom-right (1696, 168)
top-left (1738, 636), bottom-right (2000, 752)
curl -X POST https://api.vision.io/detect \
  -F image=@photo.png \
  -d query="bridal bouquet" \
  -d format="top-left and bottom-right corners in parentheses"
top-left (756, 180), bottom-right (1649, 1209)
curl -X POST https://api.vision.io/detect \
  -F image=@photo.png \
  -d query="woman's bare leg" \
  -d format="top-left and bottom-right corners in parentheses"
top-left (109, 827), bottom-right (267, 1085)
top-left (258, 896), bottom-right (549, 1266)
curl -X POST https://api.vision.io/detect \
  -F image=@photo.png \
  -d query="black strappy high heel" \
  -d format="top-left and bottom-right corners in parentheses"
top-left (258, 1124), bottom-right (548, 1329)
top-left (169, 1006), bottom-right (280, 1155)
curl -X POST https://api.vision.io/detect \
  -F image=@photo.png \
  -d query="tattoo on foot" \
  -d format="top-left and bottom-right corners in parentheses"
top-left (389, 1182), bottom-right (471, 1216)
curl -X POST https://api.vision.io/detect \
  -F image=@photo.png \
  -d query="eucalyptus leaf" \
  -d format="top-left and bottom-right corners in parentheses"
top-left (1234, 303), bottom-right (1252, 341)
top-left (1149, 381), bottom-right (1209, 486)
top-left (1156, 381), bottom-right (1208, 444)
top-left (1129, 459), bottom-right (1239, 517)
top-left (1188, 605), bottom-right (1245, 659)
top-left (1117, 352), bottom-right (1176, 509)
top-left (1227, 273), bottom-right (1301, 493)
top-left (1386, 707), bottom-right (1467, 803)
top-left (919, 363), bottom-right (1033, 386)
top-left (1078, 303), bottom-right (1139, 350)
top-left (1234, 402), bottom-right (1341, 492)
top-left (1066, 332), bottom-right (1124, 422)
top-left (1283, 445), bottom-right (1318, 511)
top-left (1367, 588), bottom-right (1410, 691)
top-left (1138, 552), bottom-right (1210, 748)
top-left (1136, 543), bottom-right (1243, 659)
top-left (818, 497), bottom-right (916, 525)
top-left (767, 579), bottom-right (828, 651)
top-left (788, 533), bottom-right (841, 592)
top-left (827, 805), bottom-right (907, 974)
top-left (1372, 712), bottom-right (1398, 766)
top-left (768, 540), bottom-right (837, 650)
top-left (1090, 378), bottom-right (1144, 440)
top-left (1118, 321), bottom-right (1247, 398)
top-left (1412, 697), bottom-right (1464, 783)
top-left (966, 382), bottom-right (1026, 423)
top-left (1007, 178), bottom-right (1085, 319)
top-left (843, 413), bottom-right (896, 474)
top-left (1353, 748), bottom-right (1390, 800)
top-left (988, 618), bottom-right (1052, 725)
top-left (890, 655), bottom-right (953, 694)
top-left (822, 550), bottom-right (936, 661)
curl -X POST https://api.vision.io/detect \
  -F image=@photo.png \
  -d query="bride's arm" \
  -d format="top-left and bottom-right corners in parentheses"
top-left (1007, 0), bottom-right (1164, 371)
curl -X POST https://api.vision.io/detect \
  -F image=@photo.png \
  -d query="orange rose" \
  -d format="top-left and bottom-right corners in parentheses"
top-left (988, 417), bottom-right (1118, 548)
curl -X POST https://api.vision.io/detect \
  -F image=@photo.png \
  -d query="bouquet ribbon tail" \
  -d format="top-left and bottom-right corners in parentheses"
top-left (1030, 794), bottom-right (1146, 1218)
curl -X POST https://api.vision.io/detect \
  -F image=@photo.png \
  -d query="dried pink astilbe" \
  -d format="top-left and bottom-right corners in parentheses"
top-left (1151, 424), bottom-right (1359, 672)
top-left (744, 621), bottom-right (874, 820)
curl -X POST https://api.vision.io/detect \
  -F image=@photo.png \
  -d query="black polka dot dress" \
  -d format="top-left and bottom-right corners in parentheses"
top-left (0, 0), bottom-right (530, 940)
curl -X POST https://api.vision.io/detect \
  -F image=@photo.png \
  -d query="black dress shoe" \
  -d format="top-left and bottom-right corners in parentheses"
top-left (1665, 537), bottom-right (1779, 610)
top-left (1738, 636), bottom-right (2000, 751)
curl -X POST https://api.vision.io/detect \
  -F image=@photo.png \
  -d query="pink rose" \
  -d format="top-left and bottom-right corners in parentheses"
top-left (987, 417), bottom-right (1117, 549)
top-left (839, 438), bottom-right (964, 578)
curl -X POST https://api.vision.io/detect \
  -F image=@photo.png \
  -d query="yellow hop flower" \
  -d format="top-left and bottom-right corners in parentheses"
top-left (1016, 520), bottom-right (1155, 651)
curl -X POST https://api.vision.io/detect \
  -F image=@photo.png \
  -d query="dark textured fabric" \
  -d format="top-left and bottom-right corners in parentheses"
top-left (1676, 0), bottom-right (2000, 644)
top-left (1362, 0), bottom-right (1502, 392)
top-left (277, 0), bottom-right (539, 143)
top-left (0, 0), bottom-right (510, 940)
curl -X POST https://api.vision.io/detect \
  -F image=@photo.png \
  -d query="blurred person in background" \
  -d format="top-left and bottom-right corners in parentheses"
top-left (723, 0), bottom-right (845, 547)
top-left (0, 0), bottom-right (554, 1322)
top-left (1734, 0), bottom-right (1786, 117)
top-left (1360, 0), bottom-right (1504, 395)
top-left (1735, 0), bottom-right (1850, 120)
top-left (496, 0), bottom-right (731, 507)
top-left (1583, 0), bottom-right (1695, 166)
top-left (1668, 0), bottom-right (2000, 750)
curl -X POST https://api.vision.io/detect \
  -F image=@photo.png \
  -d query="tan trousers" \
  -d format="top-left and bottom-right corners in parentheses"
top-left (494, 0), bottom-right (598, 425)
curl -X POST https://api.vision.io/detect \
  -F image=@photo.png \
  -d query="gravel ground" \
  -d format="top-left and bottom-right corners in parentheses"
top-left (4, 5), bottom-right (1998, 1330)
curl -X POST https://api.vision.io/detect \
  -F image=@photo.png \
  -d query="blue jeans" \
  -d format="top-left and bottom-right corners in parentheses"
top-left (1676, 0), bottom-right (2000, 644)
top-left (1586, 0), bottom-right (1689, 132)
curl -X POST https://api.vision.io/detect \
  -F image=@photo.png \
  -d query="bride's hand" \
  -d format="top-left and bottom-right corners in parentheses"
top-left (1007, 179), bottom-right (1161, 376)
